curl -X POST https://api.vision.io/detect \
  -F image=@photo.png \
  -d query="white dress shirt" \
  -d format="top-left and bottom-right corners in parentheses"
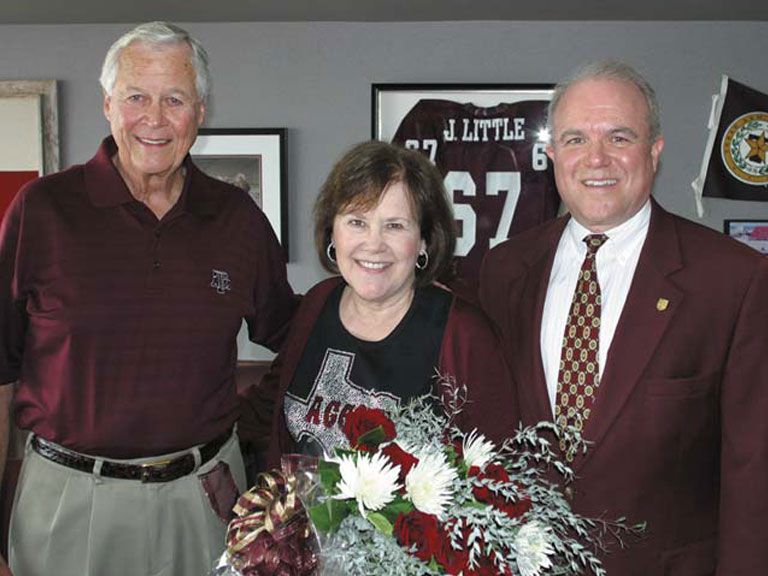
top-left (540, 201), bottom-right (651, 415)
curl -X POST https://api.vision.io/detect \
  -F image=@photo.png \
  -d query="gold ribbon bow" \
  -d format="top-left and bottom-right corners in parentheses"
top-left (226, 469), bottom-right (303, 554)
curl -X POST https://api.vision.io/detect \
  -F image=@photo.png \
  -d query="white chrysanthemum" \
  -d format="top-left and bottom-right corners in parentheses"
top-left (404, 452), bottom-right (457, 519)
top-left (334, 452), bottom-right (400, 516)
top-left (514, 521), bottom-right (555, 576)
top-left (462, 429), bottom-right (497, 470)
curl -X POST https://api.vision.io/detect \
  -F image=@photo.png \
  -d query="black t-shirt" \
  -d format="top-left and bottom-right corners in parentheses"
top-left (284, 283), bottom-right (451, 457)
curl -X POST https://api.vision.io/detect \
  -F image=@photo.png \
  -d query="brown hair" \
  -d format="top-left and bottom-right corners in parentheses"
top-left (314, 140), bottom-right (456, 286)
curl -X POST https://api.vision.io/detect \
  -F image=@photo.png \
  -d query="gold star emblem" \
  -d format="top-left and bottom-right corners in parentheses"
top-left (747, 131), bottom-right (768, 164)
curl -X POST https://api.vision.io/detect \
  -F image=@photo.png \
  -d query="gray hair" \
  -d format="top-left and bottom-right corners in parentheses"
top-left (547, 60), bottom-right (662, 142)
top-left (99, 21), bottom-right (211, 102)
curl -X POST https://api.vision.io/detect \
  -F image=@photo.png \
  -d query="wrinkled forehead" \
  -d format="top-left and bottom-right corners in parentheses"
top-left (116, 41), bottom-right (195, 78)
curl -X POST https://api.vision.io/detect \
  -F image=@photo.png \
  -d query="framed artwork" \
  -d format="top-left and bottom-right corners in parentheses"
top-left (0, 80), bottom-right (59, 220)
top-left (191, 128), bottom-right (288, 257)
top-left (372, 84), bottom-right (559, 282)
top-left (723, 219), bottom-right (768, 254)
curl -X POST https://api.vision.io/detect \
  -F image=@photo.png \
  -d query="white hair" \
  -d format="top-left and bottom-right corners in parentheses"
top-left (547, 60), bottom-right (662, 141)
top-left (99, 21), bottom-right (211, 102)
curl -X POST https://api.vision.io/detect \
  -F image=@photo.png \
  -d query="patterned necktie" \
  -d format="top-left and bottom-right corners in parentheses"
top-left (555, 233), bottom-right (608, 461)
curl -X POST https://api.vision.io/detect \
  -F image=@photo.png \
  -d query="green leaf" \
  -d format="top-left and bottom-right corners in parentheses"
top-left (308, 498), bottom-right (350, 533)
top-left (443, 443), bottom-right (459, 463)
top-left (317, 459), bottom-right (341, 491)
top-left (356, 425), bottom-right (387, 447)
top-left (379, 497), bottom-right (414, 523)
top-left (367, 511), bottom-right (394, 535)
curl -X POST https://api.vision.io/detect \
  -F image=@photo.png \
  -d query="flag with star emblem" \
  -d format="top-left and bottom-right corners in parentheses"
top-left (692, 75), bottom-right (768, 216)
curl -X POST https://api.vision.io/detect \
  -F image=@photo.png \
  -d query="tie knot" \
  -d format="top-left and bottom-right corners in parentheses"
top-left (583, 234), bottom-right (608, 255)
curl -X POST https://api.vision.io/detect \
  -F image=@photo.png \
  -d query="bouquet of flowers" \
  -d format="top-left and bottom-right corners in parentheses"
top-left (304, 380), bottom-right (642, 576)
top-left (213, 378), bottom-right (642, 576)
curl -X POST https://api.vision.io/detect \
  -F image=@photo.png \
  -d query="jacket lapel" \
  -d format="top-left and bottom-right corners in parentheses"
top-left (514, 219), bottom-right (567, 425)
top-left (574, 200), bottom-right (684, 470)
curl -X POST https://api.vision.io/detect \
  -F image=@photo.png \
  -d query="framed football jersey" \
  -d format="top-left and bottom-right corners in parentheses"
top-left (372, 84), bottom-right (560, 283)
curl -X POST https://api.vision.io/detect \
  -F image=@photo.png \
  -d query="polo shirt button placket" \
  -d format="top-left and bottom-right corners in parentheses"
top-left (147, 225), bottom-right (164, 293)
top-left (152, 225), bottom-right (162, 272)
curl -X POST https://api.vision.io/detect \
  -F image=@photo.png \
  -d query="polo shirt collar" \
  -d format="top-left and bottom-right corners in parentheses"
top-left (84, 137), bottom-right (134, 208)
top-left (183, 161), bottom-right (221, 217)
top-left (84, 136), bottom-right (220, 217)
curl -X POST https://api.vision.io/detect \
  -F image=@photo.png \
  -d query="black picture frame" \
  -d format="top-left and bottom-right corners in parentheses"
top-left (371, 83), bottom-right (559, 281)
top-left (372, 83), bottom-right (554, 141)
top-left (191, 128), bottom-right (289, 258)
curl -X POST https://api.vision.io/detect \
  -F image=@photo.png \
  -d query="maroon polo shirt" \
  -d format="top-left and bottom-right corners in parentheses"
top-left (0, 137), bottom-right (298, 458)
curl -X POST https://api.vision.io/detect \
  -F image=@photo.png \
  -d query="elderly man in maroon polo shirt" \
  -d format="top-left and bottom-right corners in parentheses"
top-left (0, 22), bottom-right (297, 576)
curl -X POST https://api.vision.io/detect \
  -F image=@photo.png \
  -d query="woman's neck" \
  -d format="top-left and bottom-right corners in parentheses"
top-left (338, 284), bottom-right (416, 342)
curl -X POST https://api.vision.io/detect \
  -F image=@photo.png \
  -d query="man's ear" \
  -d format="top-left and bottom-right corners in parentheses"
top-left (196, 101), bottom-right (206, 127)
top-left (102, 91), bottom-right (112, 122)
top-left (650, 136), bottom-right (664, 172)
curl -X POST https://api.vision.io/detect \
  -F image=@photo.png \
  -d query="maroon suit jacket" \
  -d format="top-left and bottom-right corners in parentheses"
top-left (479, 200), bottom-right (768, 575)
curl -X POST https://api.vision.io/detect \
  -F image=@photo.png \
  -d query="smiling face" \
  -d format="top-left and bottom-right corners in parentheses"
top-left (332, 181), bottom-right (425, 308)
top-left (547, 77), bottom-right (664, 232)
top-left (103, 41), bottom-right (204, 186)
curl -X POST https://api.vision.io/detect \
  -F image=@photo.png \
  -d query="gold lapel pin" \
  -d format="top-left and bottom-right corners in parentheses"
top-left (656, 298), bottom-right (669, 311)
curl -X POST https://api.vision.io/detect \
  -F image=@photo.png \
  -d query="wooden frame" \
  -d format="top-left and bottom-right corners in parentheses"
top-left (0, 80), bottom-right (59, 175)
top-left (0, 80), bottom-right (59, 220)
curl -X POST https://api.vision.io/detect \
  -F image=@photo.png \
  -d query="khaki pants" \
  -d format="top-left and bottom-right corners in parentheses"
top-left (9, 432), bottom-right (246, 576)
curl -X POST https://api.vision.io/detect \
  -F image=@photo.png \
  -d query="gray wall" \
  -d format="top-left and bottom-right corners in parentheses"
top-left (2, 21), bottom-right (767, 357)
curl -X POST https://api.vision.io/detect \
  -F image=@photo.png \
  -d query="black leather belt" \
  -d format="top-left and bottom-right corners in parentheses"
top-left (31, 429), bottom-right (232, 483)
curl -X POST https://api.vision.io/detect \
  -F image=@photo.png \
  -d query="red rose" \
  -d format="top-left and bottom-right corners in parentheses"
top-left (393, 510), bottom-right (441, 562)
top-left (469, 463), bottom-right (510, 502)
top-left (343, 406), bottom-right (396, 451)
top-left (496, 491), bottom-right (532, 519)
top-left (381, 443), bottom-right (419, 486)
top-left (470, 464), bottom-right (532, 520)
top-left (433, 529), bottom-right (468, 574)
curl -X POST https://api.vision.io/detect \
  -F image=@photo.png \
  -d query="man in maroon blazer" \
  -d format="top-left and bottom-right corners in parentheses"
top-left (479, 61), bottom-right (768, 575)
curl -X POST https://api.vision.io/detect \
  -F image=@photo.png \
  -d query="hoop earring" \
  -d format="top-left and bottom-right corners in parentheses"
top-left (415, 249), bottom-right (429, 271)
top-left (326, 241), bottom-right (337, 264)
